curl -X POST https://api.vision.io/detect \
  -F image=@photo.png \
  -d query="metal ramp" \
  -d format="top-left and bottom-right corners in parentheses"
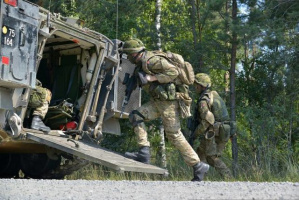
top-left (25, 131), bottom-right (168, 175)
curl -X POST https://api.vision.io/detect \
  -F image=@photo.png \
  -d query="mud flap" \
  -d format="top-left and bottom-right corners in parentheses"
top-left (25, 131), bottom-right (168, 175)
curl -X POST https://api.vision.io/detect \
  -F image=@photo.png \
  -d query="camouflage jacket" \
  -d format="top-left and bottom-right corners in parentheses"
top-left (195, 90), bottom-right (229, 137)
top-left (135, 51), bottom-right (179, 98)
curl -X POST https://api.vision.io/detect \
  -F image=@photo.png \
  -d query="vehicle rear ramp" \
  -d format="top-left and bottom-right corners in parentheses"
top-left (24, 129), bottom-right (168, 176)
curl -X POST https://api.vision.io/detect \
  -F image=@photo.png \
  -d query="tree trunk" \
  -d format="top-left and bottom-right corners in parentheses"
top-left (224, 0), bottom-right (230, 98)
top-left (155, 0), bottom-right (166, 167)
top-left (158, 124), bottom-right (167, 168)
top-left (230, 0), bottom-right (238, 177)
top-left (196, 0), bottom-right (204, 68)
top-left (189, 0), bottom-right (198, 48)
top-left (155, 0), bottom-right (162, 51)
top-left (287, 91), bottom-right (294, 161)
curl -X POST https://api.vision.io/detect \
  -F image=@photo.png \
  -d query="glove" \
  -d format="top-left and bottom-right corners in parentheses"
top-left (138, 71), bottom-right (148, 85)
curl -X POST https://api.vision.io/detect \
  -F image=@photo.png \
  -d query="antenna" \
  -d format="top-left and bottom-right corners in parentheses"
top-left (114, 0), bottom-right (119, 53)
top-left (116, 0), bottom-right (119, 41)
top-left (49, 0), bottom-right (51, 11)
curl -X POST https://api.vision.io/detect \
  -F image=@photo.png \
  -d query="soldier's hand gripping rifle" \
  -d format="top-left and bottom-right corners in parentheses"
top-left (187, 108), bottom-right (198, 147)
top-left (187, 86), bottom-right (210, 147)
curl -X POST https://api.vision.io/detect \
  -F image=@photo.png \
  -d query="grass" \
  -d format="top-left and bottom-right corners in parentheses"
top-left (66, 147), bottom-right (299, 182)
top-left (66, 128), bottom-right (299, 182)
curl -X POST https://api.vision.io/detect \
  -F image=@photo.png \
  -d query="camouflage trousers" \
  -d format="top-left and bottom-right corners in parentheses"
top-left (32, 87), bottom-right (52, 119)
top-left (196, 134), bottom-right (232, 179)
top-left (132, 99), bottom-right (200, 166)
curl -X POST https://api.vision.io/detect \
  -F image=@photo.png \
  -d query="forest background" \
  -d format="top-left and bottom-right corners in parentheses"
top-left (32, 0), bottom-right (299, 182)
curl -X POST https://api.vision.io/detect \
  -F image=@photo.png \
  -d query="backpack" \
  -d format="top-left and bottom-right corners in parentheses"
top-left (28, 86), bottom-right (47, 108)
top-left (152, 51), bottom-right (195, 85)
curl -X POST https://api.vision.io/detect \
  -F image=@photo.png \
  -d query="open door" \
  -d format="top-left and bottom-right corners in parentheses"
top-left (25, 130), bottom-right (168, 175)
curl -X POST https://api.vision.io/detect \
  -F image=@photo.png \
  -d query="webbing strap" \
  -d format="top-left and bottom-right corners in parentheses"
top-left (131, 110), bottom-right (145, 119)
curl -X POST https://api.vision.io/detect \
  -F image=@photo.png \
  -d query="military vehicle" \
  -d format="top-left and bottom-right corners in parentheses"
top-left (0, 0), bottom-right (167, 179)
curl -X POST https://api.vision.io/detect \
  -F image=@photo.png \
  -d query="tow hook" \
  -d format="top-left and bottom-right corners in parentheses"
top-left (67, 138), bottom-right (79, 148)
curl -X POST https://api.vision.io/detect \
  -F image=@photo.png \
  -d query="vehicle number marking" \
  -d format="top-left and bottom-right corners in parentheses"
top-left (2, 26), bottom-right (15, 47)
top-left (4, 37), bottom-right (13, 46)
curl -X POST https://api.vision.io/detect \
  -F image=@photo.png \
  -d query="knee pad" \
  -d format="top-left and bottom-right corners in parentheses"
top-left (129, 110), bottom-right (145, 127)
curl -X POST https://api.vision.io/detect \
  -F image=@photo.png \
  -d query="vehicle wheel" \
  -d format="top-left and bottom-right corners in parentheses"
top-left (0, 154), bottom-right (20, 178)
top-left (20, 153), bottom-right (61, 178)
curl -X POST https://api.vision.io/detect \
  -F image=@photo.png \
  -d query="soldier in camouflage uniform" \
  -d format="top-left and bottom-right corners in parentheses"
top-left (28, 80), bottom-right (51, 132)
top-left (121, 38), bottom-right (209, 181)
top-left (192, 73), bottom-right (232, 179)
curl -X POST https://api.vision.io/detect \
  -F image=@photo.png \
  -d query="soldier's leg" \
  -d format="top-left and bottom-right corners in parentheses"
top-left (158, 101), bottom-right (199, 166)
top-left (157, 100), bottom-right (209, 181)
top-left (213, 136), bottom-right (232, 179)
top-left (202, 133), bottom-right (229, 177)
top-left (206, 155), bottom-right (232, 179)
top-left (204, 135), bottom-right (232, 179)
top-left (130, 101), bottom-right (160, 147)
top-left (31, 88), bottom-right (51, 132)
top-left (125, 101), bottom-right (160, 164)
top-left (196, 138), bottom-right (207, 163)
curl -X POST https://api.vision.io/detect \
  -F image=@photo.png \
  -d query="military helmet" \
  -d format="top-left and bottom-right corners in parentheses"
top-left (122, 38), bottom-right (145, 54)
top-left (194, 73), bottom-right (211, 87)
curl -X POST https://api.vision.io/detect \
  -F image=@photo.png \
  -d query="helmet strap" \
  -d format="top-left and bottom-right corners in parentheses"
top-left (132, 49), bottom-right (145, 62)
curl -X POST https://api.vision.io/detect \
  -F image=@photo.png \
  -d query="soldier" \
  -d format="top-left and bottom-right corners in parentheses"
top-left (28, 80), bottom-right (51, 132)
top-left (191, 73), bottom-right (232, 179)
top-left (121, 38), bottom-right (209, 181)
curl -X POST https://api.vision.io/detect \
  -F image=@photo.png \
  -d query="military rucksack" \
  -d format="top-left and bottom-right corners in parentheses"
top-left (28, 86), bottom-right (47, 108)
top-left (149, 51), bottom-right (195, 85)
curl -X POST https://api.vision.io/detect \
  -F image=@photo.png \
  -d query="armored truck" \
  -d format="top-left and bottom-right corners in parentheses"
top-left (0, 0), bottom-right (167, 178)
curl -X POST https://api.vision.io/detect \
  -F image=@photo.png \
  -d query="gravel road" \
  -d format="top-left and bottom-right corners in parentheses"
top-left (0, 179), bottom-right (298, 200)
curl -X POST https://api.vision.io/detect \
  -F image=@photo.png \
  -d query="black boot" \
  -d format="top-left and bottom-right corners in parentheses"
top-left (191, 162), bottom-right (210, 181)
top-left (31, 115), bottom-right (51, 132)
top-left (125, 146), bottom-right (151, 164)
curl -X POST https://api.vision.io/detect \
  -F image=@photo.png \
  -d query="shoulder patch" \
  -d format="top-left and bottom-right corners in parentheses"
top-left (200, 102), bottom-right (206, 108)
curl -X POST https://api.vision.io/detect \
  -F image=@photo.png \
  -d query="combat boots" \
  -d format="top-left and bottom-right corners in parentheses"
top-left (125, 146), bottom-right (151, 164)
top-left (31, 115), bottom-right (51, 132)
top-left (191, 162), bottom-right (210, 181)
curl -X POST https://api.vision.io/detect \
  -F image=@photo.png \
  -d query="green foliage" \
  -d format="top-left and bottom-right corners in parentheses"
top-left (41, 0), bottom-right (78, 17)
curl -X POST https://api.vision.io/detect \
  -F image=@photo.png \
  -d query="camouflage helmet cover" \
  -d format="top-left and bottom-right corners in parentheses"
top-left (194, 73), bottom-right (212, 87)
top-left (122, 38), bottom-right (145, 54)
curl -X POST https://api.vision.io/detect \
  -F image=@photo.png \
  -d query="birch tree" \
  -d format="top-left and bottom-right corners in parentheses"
top-left (155, 0), bottom-right (162, 51)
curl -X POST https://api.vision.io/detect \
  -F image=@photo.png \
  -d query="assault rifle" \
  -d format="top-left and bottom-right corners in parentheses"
top-left (187, 87), bottom-right (209, 146)
top-left (187, 106), bottom-right (198, 147)
top-left (120, 71), bottom-right (148, 117)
